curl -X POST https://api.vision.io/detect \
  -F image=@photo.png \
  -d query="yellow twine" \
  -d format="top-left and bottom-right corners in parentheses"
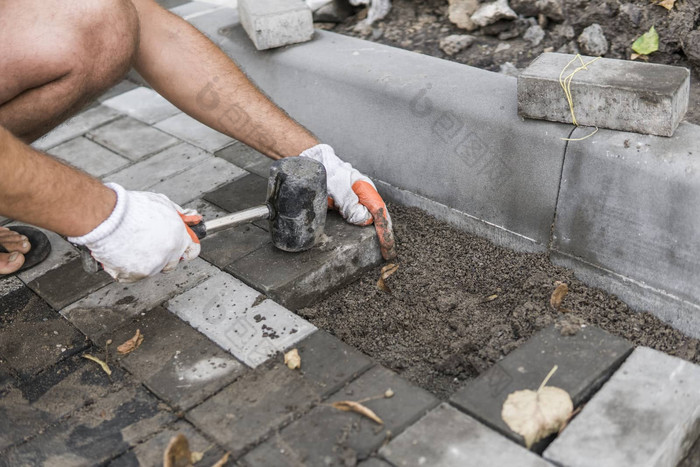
top-left (558, 54), bottom-right (602, 141)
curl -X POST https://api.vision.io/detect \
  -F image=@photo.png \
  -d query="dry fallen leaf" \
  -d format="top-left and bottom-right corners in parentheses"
top-left (284, 348), bottom-right (301, 370)
top-left (384, 388), bottom-right (394, 398)
top-left (117, 329), bottom-right (144, 355)
top-left (501, 365), bottom-right (573, 449)
top-left (331, 400), bottom-right (384, 425)
top-left (550, 282), bottom-right (569, 310)
top-left (377, 263), bottom-right (399, 293)
top-left (630, 53), bottom-right (649, 61)
top-left (83, 354), bottom-right (112, 376)
top-left (163, 434), bottom-right (191, 467)
top-left (211, 452), bottom-right (230, 467)
top-left (190, 451), bottom-right (204, 463)
top-left (657, 0), bottom-right (676, 10)
top-left (484, 294), bottom-right (499, 302)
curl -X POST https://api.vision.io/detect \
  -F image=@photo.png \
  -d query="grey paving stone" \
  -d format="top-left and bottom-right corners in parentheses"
top-left (97, 80), bottom-right (139, 103)
top-left (239, 0), bottom-right (313, 51)
top-left (31, 105), bottom-right (121, 151)
top-left (204, 173), bottom-right (268, 212)
top-left (62, 258), bottom-right (217, 345)
top-left (0, 385), bottom-right (53, 452)
top-left (450, 324), bottom-right (633, 451)
top-left (87, 117), bottom-right (180, 161)
top-left (0, 287), bottom-right (87, 380)
top-left (544, 347), bottom-right (700, 467)
top-left (380, 403), bottom-right (550, 467)
top-left (103, 87), bottom-right (181, 124)
top-left (184, 198), bottom-right (230, 219)
top-left (226, 211), bottom-right (383, 309)
top-left (215, 141), bottom-right (274, 178)
top-left (167, 271), bottom-right (316, 367)
top-left (48, 136), bottom-right (130, 178)
top-left (2, 383), bottom-right (175, 466)
top-left (155, 113), bottom-right (233, 152)
top-left (104, 142), bottom-right (211, 190)
top-left (110, 306), bottom-right (245, 410)
top-left (242, 365), bottom-right (439, 466)
top-left (200, 224), bottom-right (271, 269)
top-left (147, 156), bottom-right (247, 205)
top-left (27, 257), bottom-right (113, 311)
top-left (187, 360), bottom-right (321, 458)
top-left (108, 420), bottom-right (227, 467)
top-left (295, 330), bottom-right (373, 397)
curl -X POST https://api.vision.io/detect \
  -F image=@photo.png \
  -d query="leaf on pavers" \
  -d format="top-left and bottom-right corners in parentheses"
top-left (117, 328), bottom-right (144, 355)
top-left (164, 434), bottom-right (193, 467)
top-left (284, 348), bottom-right (301, 370)
top-left (83, 354), bottom-right (112, 376)
top-left (501, 365), bottom-right (573, 449)
top-left (550, 282), bottom-right (569, 310)
top-left (331, 400), bottom-right (384, 425)
top-left (190, 451), bottom-right (204, 463)
top-left (632, 26), bottom-right (659, 56)
top-left (377, 263), bottom-right (399, 294)
top-left (656, 0), bottom-right (676, 10)
top-left (384, 388), bottom-right (395, 398)
top-left (211, 452), bottom-right (230, 467)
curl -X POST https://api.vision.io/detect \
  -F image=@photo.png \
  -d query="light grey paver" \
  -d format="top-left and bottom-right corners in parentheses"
top-left (48, 136), bottom-right (130, 177)
top-left (183, 198), bottom-right (229, 220)
top-left (31, 105), bottom-right (121, 151)
top-left (215, 141), bottom-right (274, 178)
top-left (87, 117), bottom-right (180, 161)
top-left (167, 271), bottom-right (316, 367)
top-left (147, 155), bottom-right (246, 205)
top-left (380, 403), bottom-right (550, 467)
top-left (104, 142), bottom-right (211, 190)
top-left (238, 0), bottom-right (313, 50)
top-left (155, 113), bottom-right (233, 152)
top-left (544, 347), bottom-right (700, 467)
top-left (102, 87), bottom-right (181, 124)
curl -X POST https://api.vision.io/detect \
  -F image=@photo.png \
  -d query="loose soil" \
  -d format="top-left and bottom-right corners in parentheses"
top-left (300, 205), bottom-right (700, 399)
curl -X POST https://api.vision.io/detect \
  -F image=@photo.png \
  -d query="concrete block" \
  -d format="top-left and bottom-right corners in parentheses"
top-left (27, 258), bottom-right (113, 310)
top-left (155, 113), bottom-right (233, 152)
top-left (204, 173), bottom-right (268, 212)
top-left (48, 136), bottom-right (130, 177)
top-left (518, 53), bottom-right (690, 137)
top-left (31, 105), bottom-right (121, 151)
top-left (103, 87), bottom-right (181, 124)
top-left (187, 361), bottom-right (321, 457)
top-left (104, 142), bottom-right (211, 190)
top-left (544, 347), bottom-right (700, 467)
top-left (552, 123), bottom-right (700, 338)
top-left (87, 117), bottom-right (180, 161)
top-left (215, 141), bottom-right (274, 178)
top-left (380, 403), bottom-right (550, 467)
top-left (238, 0), bottom-right (313, 50)
top-left (166, 271), bottom-right (316, 367)
top-left (242, 365), bottom-right (439, 466)
top-left (450, 325), bottom-right (632, 451)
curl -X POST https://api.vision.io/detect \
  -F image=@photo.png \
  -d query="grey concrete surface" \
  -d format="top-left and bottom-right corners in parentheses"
top-left (238, 0), bottom-right (313, 50)
top-left (518, 53), bottom-right (690, 137)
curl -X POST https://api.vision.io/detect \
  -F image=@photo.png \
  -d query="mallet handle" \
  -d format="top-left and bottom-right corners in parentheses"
top-left (190, 205), bottom-right (270, 239)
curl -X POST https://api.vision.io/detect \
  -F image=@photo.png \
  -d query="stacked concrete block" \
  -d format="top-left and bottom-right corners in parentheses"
top-left (238, 0), bottom-right (313, 50)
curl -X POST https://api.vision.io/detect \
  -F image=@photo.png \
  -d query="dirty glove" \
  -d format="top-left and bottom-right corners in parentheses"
top-left (300, 144), bottom-right (396, 260)
top-left (68, 183), bottom-right (201, 283)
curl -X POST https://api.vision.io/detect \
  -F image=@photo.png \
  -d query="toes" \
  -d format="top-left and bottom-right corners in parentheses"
top-left (0, 251), bottom-right (25, 274)
top-left (0, 229), bottom-right (31, 254)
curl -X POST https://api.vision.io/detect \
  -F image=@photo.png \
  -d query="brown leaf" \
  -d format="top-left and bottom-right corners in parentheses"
top-left (484, 294), bottom-right (499, 302)
top-left (550, 282), bottom-right (569, 310)
top-left (331, 400), bottom-right (384, 425)
top-left (376, 263), bottom-right (399, 294)
top-left (83, 354), bottom-right (112, 376)
top-left (211, 452), bottom-right (230, 467)
top-left (657, 0), bottom-right (676, 10)
top-left (284, 348), bottom-right (301, 370)
top-left (163, 434), bottom-right (192, 467)
top-left (117, 329), bottom-right (144, 355)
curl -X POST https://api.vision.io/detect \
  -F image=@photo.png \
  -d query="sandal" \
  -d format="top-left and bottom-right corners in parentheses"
top-left (0, 226), bottom-right (52, 275)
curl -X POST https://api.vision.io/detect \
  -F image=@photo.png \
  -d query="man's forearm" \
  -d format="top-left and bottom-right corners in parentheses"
top-left (130, 0), bottom-right (318, 159)
top-left (0, 127), bottom-right (116, 237)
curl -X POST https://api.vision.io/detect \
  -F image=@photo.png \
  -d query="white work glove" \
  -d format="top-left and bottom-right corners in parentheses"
top-left (299, 144), bottom-right (374, 225)
top-left (68, 183), bottom-right (201, 283)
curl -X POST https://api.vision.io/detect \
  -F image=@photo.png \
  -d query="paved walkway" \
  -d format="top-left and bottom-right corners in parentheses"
top-left (1, 2), bottom-right (699, 466)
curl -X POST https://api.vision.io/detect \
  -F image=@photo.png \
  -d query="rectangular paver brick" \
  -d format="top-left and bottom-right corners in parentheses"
top-left (238, 0), bottom-right (313, 50)
top-left (518, 53), bottom-right (690, 136)
top-left (199, 224), bottom-right (270, 269)
top-left (103, 87), bottom-right (181, 124)
top-left (215, 141), bottom-right (274, 178)
top-left (87, 116), bottom-right (180, 161)
top-left (48, 136), bottom-right (130, 177)
top-left (155, 113), bottom-right (233, 152)
top-left (31, 105), bottom-right (121, 151)
top-left (204, 173), bottom-right (268, 212)
top-left (167, 271), bottom-right (316, 367)
top-left (544, 347), bottom-right (700, 467)
top-left (450, 324), bottom-right (632, 451)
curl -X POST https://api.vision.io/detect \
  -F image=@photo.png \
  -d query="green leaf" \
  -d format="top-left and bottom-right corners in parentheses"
top-left (632, 26), bottom-right (659, 55)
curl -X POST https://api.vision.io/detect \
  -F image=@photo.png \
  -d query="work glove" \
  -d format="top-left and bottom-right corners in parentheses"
top-left (68, 183), bottom-right (201, 283)
top-left (300, 144), bottom-right (396, 260)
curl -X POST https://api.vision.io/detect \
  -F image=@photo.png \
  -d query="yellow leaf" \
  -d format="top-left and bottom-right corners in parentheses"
top-left (657, 0), bottom-right (675, 10)
top-left (83, 354), bottom-right (112, 376)
top-left (190, 451), bottom-right (203, 464)
top-left (550, 282), bottom-right (569, 310)
top-left (331, 400), bottom-right (384, 425)
top-left (376, 263), bottom-right (399, 294)
top-left (163, 434), bottom-right (191, 467)
top-left (484, 294), bottom-right (499, 302)
top-left (211, 452), bottom-right (230, 467)
top-left (117, 329), bottom-right (144, 355)
top-left (284, 348), bottom-right (301, 370)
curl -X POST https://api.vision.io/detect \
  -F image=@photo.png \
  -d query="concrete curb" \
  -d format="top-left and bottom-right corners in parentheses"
top-left (188, 9), bottom-right (700, 338)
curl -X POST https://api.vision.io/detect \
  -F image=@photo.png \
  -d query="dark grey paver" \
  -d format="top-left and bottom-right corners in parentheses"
top-left (544, 347), bottom-right (700, 467)
top-left (380, 403), bottom-right (550, 467)
top-left (296, 330), bottom-right (373, 397)
top-left (242, 365), bottom-right (439, 466)
top-left (215, 141), bottom-right (274, 178)
top-left (0, 385), bottom-right (53, 453)
top-left (200, 224), bottom-right (271, 269)
top-left (204, 173), bottom-right (268, 212)
top-left (187, 361), bottom-right (321, 458)
top-left (2, 383), bottom-right (175, 466)
top-left (27, 258), bottom-right (113, 310)
top-left (450, 324), bottom-right (633, 450)
top-left (0, 287), bottom-right (87, 380)
top-left (110, 306), bottom-right (246, 410)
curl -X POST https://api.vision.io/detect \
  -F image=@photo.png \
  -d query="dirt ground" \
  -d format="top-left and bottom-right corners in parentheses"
top-left (300, 205), bottom-right (700, 399)
top-left (324, 0), bottom-right (700, 125)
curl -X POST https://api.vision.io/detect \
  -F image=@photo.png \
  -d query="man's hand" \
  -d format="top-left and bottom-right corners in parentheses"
top-left (68, 183), bottom-right (201, 283)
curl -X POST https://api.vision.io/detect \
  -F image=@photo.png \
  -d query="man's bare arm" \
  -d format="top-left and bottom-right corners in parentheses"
top-left (130, 0), bottom-right (318, 159)
top-left (0, 126), bottom-right (116, 236)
